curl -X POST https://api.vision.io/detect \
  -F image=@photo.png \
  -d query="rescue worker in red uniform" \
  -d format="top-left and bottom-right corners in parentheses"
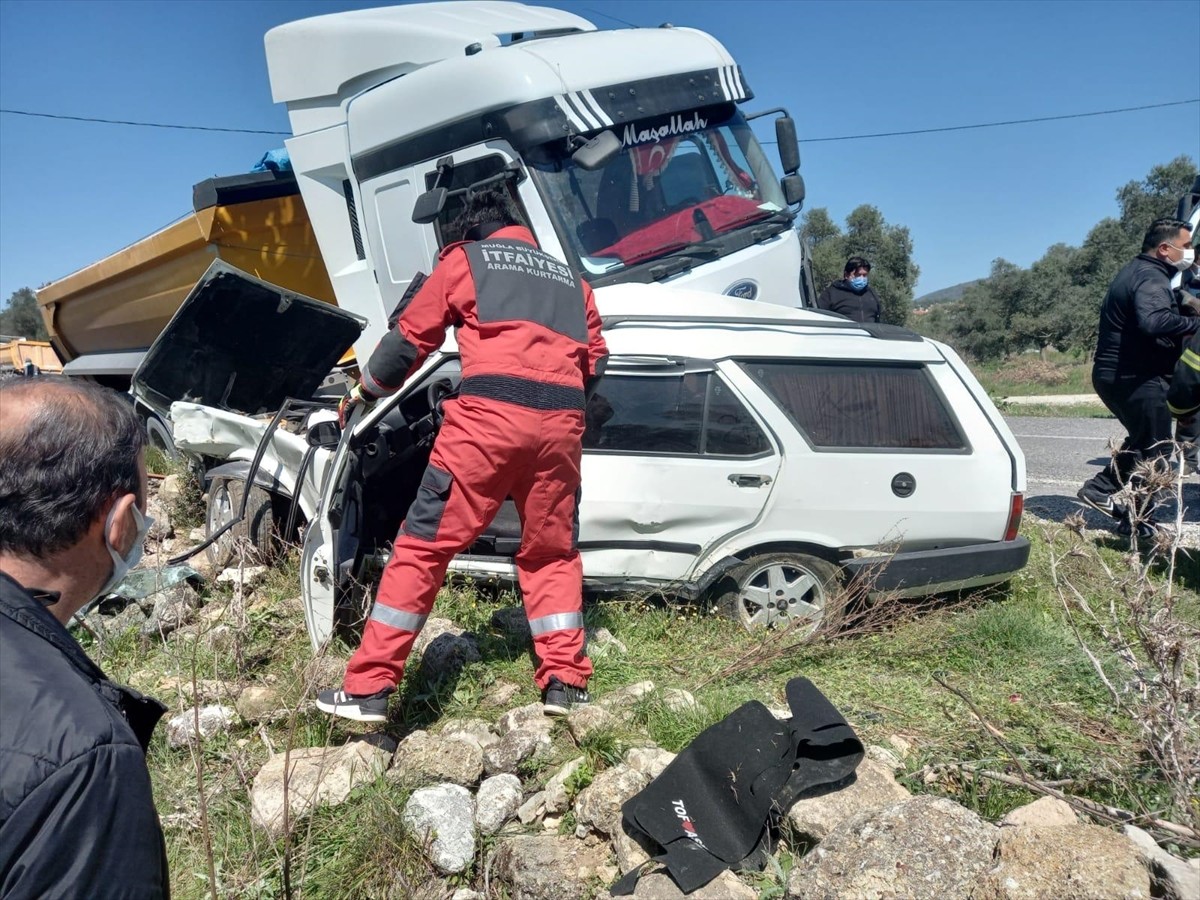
top-left (317, 184), bottom-right (608, 722)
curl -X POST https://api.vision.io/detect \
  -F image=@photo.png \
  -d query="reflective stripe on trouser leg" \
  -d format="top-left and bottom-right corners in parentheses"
top-left (510, 408), bottom-right (591, 691)
top-left (528, 611), bottom-right (585, 636)
top-left (343, 399), bottom-right (523, 694)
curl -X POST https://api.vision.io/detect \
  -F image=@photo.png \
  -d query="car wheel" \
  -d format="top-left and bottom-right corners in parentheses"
top-left (144, 413), bottom-right (176, 460)
top-left (716, 552), bottom-right (838, 632)
top-left (205, 478), bottom-right (279, 570)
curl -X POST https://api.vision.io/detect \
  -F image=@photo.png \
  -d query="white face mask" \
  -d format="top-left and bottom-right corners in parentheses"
top-left (1172, 246), bottom-right (1196, 272)
top-left (92, 504), bottom-right (153, 602)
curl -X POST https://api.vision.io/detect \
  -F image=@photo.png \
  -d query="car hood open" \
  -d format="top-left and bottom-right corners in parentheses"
top-left (132, 260), bottom-right (365, 418)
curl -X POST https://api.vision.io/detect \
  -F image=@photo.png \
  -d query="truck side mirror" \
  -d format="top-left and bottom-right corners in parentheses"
top-left (776, 116), bottom-right (800, 175)
top-left (782, 174), bottom-right (805, 207)
top-left (572, 131), bottom-right (621, 171)
top-left (412, 187), bottom-right (448, 224)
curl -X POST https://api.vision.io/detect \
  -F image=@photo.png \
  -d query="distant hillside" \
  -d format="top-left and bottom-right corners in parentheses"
top-left (914, 279), bottom-right (981, 308)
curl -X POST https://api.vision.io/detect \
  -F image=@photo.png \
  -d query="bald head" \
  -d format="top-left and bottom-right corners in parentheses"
top-left (0, 376), bottom-right (145, 557)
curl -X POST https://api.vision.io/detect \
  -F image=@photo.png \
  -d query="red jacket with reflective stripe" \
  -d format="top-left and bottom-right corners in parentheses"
top-left (360, 226), bottom-right (607, 398)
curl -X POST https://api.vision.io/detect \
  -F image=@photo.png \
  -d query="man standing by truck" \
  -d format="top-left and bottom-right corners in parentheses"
top-left (317, 184), bottom-right (608, 723)
top-left (816, 257), bottom-right (882, 323)
top-left (1077, 218), bottom-right (1197, 536)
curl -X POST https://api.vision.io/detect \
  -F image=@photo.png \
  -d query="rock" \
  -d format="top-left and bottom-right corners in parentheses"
top-left (302, 654), bottom-right (349, 691)
top-left (1123, 824), bottom-right (1199, 900)
top-left (612, 820), bottom-right (656, 875)
top-left (491, 606), bottom-right (531, 641)
top-left (886, 733), bottom-right (914, 758)
top-left (612, 868), bottom-right (757, 899)
top-left (166, 705), bottom-right (236, 748)
top-left (410, 618), bottom-right (480, 683)
top-left (475, 774), bottom-right (523, 835)
top-left (141, 675), bottom-right (237, 705)
top-left (451, 891), bottom-right (483, 900)
top-left (972, 823), bottom-right (1149, 899)
top-left (236, 685), bottom-right (284, 723)
top-left (159, 474), bottom-right (183, 501)
top-left (624, 747), bottom-right (676, 781)
top-left (598, 680), bottom-right (654, 710)
top-left (202, 623), bottom-right (234, 651)
top-left (587, 626), bottom-right (627, 656)
top-left (84, 596), bottom-right (147, 636)
top-left (1000, 795), bottom-right (1078, 829)
top-left (574, 764), bottom-right (649, 837)
top-left (484, 727), bottom-right (551, 775)
top-left (250, 737), bottom-right (393, 837)
top-left (493, 834), bottom-right (614, 900)
top-left (787, 795), bottom-right (998, 899)
top-left (864, 744), bottom-right (903, 773)
top-left (403, 783), bottom-right (476, 875)
top-left (216, 565), bottom-right (269, 588)
top-left (544, 756), bottom-right (588, 814)
top-left (567, 704), bottom-right (616, 743)
top-left (518, 790), bottom-right (547, 824)
top-left (141, 582), bottom-right (201, 638)
top-left (188, 526), bottom-right (207, 543)
top-left (661, 689), bottom-right (698, 713)
top-left (389, 730), bottom-right (484, 787)
top-left (439, 718), bottom-right (499, 751)
top-left (485, 680), bottom-right (522, 707)
top-left (785, 756), bottom-right (912, 842)
top-left (144, 494), bottom-right (175, 541)
top-left (499, 702), bottom-right (554, 736)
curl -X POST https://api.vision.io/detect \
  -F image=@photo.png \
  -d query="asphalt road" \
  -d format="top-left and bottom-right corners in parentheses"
top-left (1005, 414), bottom-right (1200, 531)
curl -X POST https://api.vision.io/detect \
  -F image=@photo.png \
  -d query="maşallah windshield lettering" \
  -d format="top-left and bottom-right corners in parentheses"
top-left (622, 112), bottom-right (709, 147)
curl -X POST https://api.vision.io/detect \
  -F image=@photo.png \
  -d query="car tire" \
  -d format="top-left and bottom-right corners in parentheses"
top-left (716, 552), bottom-right (838, 633)
top-left (205, 478), bottom-right (279, 570)
top-left (144, 413), bottom-right (177, 460)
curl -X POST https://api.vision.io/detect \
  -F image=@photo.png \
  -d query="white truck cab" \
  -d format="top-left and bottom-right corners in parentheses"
top-left (265, 1), bottom-right (812, 364)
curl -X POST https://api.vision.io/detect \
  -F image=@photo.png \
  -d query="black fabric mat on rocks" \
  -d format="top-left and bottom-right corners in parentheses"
top-left (611, 677), bottom-right (864, 895)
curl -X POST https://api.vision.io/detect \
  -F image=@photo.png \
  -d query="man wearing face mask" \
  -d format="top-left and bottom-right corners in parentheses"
top-left (815, 256), bottom-right (882, 323)
top-left (1077, 218), bottom-right (1198, 538)
top-left (0, 377), bottom-right (169, 899)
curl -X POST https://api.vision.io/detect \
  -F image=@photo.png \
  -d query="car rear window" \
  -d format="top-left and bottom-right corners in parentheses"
top-left (738, 360), bottom-right (966, 450)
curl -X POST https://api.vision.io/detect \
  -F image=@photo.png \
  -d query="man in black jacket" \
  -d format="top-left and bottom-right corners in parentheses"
top-left (1078, 218), bottom-right (1197, 535)
top-left (815, 256), bottom-right (882, 323)
top-left (0, 376), bottom-right (169, 899)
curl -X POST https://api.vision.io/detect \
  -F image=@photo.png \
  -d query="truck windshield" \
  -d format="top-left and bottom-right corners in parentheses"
top-left (526, 106), bottom-right (788, 280)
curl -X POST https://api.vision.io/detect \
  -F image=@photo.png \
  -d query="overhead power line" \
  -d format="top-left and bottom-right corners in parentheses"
top-left (0, 108), bottom-right (289, 135)
top-left (2, 98), bottom-right (1196, 143)
top-left (776, 98), bottom-right (1200, 144)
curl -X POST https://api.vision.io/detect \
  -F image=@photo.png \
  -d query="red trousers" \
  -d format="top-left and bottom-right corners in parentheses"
top-left (343, 394), bottom-right (592, 695)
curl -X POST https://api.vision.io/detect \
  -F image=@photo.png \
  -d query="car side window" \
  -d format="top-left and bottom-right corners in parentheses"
top-left (739, 360), bottom-right (966, 450)
top-left (585, 372), bottom-right (769, 456)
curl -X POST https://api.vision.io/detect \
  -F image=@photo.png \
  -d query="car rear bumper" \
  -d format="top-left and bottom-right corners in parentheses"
top-left (842, 536), bottom-right (1031, 596)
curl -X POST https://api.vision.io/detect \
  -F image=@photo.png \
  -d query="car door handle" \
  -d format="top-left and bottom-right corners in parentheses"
top-left (729, 474), bottom-right (772, 487)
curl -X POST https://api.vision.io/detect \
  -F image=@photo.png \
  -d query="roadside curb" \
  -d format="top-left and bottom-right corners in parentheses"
top-left (1000, 394), bottom-right (1101, 407)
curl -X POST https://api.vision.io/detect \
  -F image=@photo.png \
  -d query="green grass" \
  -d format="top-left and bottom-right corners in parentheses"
top-left (972, 349), bottom-right (1094, 398)
top-left (77, 516), bottom-right (1199, 898)
top-left (996, 401), bottom-right (1113, 419)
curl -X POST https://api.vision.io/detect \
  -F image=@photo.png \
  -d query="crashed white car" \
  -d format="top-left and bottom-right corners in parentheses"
top-left (137, 263), bottom-right (1028, 648)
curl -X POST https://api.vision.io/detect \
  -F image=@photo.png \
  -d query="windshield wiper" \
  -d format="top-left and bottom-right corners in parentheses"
top-left (646, 242), bottom-right (722, 281)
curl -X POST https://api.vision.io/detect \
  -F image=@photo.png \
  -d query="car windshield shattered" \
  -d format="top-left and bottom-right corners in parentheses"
top-left (526, 105), bottom-right (789, 280)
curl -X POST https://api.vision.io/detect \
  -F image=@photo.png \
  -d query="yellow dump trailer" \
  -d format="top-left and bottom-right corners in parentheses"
top-left (1, 339), bottom-right (63, 375)
top-left (37, 170), bottom-right (338, 381)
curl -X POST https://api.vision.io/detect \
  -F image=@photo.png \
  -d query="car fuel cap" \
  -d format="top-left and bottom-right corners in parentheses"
top-left (891, 472), bottom-right (916, 498)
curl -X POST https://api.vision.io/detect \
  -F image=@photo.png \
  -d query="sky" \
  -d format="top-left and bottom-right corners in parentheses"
top-left (0, 0), bottom-right (1197, 308)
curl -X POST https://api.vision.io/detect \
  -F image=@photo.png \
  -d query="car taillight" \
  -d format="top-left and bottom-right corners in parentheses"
top-left (1004, 493), bottom-right (1024, 541)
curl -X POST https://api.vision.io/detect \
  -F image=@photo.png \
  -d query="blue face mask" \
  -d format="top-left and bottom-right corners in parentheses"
top-left (849, 276), bottom-right (868, 291)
